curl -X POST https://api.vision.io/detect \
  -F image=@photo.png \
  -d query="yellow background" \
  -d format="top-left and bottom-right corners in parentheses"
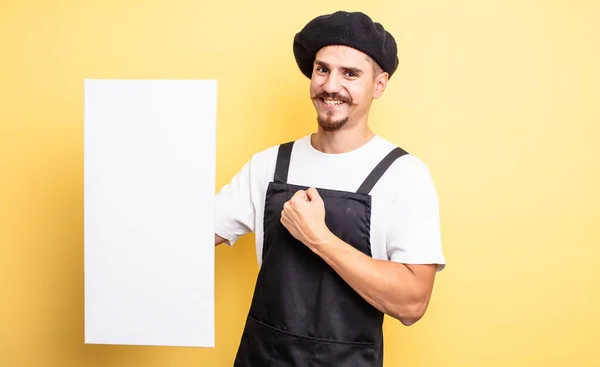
top-left (1, 0), bottom-right (599, 366)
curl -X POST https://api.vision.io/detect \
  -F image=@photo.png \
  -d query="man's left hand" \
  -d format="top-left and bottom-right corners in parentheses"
top-left (280, 187), bottom-right (331, 248)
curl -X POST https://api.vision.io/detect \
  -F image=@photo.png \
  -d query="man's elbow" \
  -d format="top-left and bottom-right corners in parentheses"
top-left (389, 300), bottom-right (429, 326)
top-left (398, 314), bottom-right (423, 327)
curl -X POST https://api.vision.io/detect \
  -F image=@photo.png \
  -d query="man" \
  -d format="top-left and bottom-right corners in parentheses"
top-left (214, 10), bottom-right (446, 367)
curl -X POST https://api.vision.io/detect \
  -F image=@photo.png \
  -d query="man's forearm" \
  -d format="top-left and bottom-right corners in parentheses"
top-left (309, 233), bottom-right (436, 326)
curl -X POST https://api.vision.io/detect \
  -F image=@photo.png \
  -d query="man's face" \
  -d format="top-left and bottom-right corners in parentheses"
top-left (309, 45), bottom-right (388, 132)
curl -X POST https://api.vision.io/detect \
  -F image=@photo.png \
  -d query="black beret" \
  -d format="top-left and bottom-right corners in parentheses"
top-left (293, 11), bottom-right (399, 79)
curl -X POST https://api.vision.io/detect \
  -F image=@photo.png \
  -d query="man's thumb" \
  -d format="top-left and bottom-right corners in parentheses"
top-left (306, 187), bottom-right (321, 202)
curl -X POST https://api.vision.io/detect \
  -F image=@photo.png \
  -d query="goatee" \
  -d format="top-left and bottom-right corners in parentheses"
top-left (317, 114), bottom-right (349, 132)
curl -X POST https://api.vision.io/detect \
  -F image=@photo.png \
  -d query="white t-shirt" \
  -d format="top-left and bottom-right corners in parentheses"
top-left (214, 134), bottom-right (446, 271)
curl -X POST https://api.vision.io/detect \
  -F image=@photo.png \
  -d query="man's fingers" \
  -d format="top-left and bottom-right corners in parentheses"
top-left (297, 190), bottom-right (308, 201)
top-left (289, 190), bottom-right (308, 207)
top-left (306, 187), bottom-right (321, 202)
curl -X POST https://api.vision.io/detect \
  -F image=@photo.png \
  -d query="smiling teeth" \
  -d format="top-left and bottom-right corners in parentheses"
top-left (324, 99), bottom-right (343, 105)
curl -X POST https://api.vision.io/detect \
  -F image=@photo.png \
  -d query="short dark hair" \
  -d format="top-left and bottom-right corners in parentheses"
top-left (366, 55), bottom-right (384, 80)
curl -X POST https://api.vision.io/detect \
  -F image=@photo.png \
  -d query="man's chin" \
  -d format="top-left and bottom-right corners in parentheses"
top-left (317, 116), bottom-right (349, 132)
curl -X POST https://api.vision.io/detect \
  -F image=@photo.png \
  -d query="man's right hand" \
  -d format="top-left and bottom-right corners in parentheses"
top-left (215, 234), bottom-right (228, 246)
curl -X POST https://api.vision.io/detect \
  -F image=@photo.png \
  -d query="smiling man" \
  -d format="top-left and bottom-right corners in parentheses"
top-left (311, 49), bottom-right (385, 133)
top-left (214, 10), bottom-right (446, 367)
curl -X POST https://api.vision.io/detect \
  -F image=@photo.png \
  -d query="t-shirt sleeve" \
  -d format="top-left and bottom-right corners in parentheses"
top-left (214, 159), bottom-right (256, 246)
top-left (386, 157), bottom-right (446, 271)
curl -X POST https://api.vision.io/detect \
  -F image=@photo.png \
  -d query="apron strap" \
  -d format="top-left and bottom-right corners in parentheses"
top-left (356, 147), bottom-right (409, 195)
top-left (273, 141), bottom-right (295, 183)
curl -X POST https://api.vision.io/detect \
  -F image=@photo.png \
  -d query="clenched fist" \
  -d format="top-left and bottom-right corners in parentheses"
top-left (280, 187), bottom-right (331, 249)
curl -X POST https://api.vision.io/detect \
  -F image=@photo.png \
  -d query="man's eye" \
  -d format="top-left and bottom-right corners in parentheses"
top-left (317, 67), bottom-right (328, 73)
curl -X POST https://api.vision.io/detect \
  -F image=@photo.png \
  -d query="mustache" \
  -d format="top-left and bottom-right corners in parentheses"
top-left (315, 92), bottom-right (351, 103)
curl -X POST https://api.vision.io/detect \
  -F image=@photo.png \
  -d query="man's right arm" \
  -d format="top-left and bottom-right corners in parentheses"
top-left (213, 158), bottom-right (256, 248)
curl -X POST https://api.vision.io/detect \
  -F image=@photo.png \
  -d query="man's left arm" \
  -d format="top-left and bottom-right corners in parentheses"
top-left (280, 165), bottom-right (445, 326)
top-left (309, 233), bottom-right (437, 326)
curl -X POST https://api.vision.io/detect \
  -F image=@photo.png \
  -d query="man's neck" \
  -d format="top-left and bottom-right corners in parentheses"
top-left (311, 124), bottom-right (375, 154)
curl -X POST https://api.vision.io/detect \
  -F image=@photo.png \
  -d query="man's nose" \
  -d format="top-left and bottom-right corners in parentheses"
top-left (322, 74), bottom-right (342, 94)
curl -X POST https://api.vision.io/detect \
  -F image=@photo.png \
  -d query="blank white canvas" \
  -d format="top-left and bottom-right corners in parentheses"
top-left (83, 79), bottom-right (217, 347)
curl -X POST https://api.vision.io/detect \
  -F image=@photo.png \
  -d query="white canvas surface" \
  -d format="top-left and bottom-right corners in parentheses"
top-left (83, 79), bottom-right (217, 347)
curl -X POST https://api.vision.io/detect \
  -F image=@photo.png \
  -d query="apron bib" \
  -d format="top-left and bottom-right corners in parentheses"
top-left (234, 141), bottom-right (407, 367)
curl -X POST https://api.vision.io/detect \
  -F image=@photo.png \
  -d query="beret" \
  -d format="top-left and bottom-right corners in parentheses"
top-left (293, 11), bottom-right (399, 79)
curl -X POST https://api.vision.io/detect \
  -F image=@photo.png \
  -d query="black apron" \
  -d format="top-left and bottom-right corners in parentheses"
top-left (234, 140), bottom-right (408, 367)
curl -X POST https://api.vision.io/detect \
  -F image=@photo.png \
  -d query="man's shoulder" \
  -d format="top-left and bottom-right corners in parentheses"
top-left (248, 135), bottom-right (311, 164)
top-left (249, 143), bottom-right (280, 164)
top-left (370, 135), bottom-right (436, 190)
top-left (373, 135), bottom-right (427, 167)
top-left (241, 136), bottom-right (312, 186)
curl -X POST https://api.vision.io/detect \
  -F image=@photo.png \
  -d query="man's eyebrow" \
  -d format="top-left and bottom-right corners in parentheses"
top-left (314, 60), bottom-right (363, 74)
top-left (314, 59), bottom-right (329, 68)
top-left (343, 66), bottom-right (363, 75)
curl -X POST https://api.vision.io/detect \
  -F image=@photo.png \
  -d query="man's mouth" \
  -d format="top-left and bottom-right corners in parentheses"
top-left (321, 98), bottom-right (345, 106)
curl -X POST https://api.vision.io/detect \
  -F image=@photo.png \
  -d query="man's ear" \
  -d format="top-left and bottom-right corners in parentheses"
top-left (373, 72), bottom-right (389, 99)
